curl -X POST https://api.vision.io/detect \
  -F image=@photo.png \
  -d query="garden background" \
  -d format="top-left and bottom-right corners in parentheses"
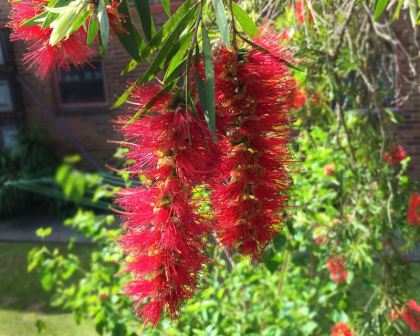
top-left (1, 0), bottom-right (420, 335)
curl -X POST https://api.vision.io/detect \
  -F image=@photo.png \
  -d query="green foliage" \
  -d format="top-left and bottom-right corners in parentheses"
top-left (23, 1), bottom-right (420, 335)
top-left (0, 128), bottom-right (59, 218)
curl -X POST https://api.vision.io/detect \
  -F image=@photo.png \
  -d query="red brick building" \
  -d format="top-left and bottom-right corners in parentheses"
top-left (0, 1), bottom-right (176, 171)
top-left (0, 2), bottom-right (419, 177)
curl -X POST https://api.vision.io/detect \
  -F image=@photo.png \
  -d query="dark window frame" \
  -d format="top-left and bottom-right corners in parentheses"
top-left (53, 59), bottom-right (109, 111)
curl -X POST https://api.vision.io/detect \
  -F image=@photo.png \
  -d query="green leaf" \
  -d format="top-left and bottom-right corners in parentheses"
top-left (407, 0), bottom-right (418, 27)
top-left (163, 32), bottom-right (193, 83)
top-left (122, 0), bottom-right (194, 75)
top-left (239, 34), bottom-right (303, 71)
top-left (231, 2), bottom-right (257, 37)
top-left (373, 0), bottom-right (390, 20)
top-left (21, 11), bottom-right (48, 27)
top-left (262, 248), bottom-right (281, 273)
top-left (115, 0), bottom-right (144, 61)
top-left (133, 0), bottom-right (156, 41)
top-left (36, 320), bottom-right (47, 334)
top-left (286, 221), bottom-right (296, 236)
top-left (112, 83), bottom-right (135, 109)
top-left (41, 272), bottom-right (54, 291)
top-left (392, 0), bottom-right (404, 20)
top-left (138, 7), bottom-right (197, 84)
top-left (87, 17), bottom-right (99, 45)
top-left (273, 234), bottom-right (287, 252)
top-left (211, 0), bottom-right (231, 49)
top-left (36, 227), bottom-right (53, 238)
top-left (161, 0), bottom-right (171, 16)
top-left (97, 0), bottom-right (110, 50)
top-left (201, 24), bottom-right (217, 140)
top-left (42, 0), bottom-right (69, 29)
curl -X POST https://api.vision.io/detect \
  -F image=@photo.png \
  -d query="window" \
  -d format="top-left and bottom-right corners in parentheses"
top-left (0, 43), bottom-right (4, 65)
top-left (1, 125), bottom-right (18, 148)
top-left (56, 60), bottom-right (107, 105)
top-left (0, 80), bottom-right (14, 113)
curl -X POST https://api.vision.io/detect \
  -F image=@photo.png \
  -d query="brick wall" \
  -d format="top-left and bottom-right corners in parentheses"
top-left (1, 3), bottom-right (419, 177)
top-left (395, 15), bottom-right (420, 179)
top-left (0, 2), bottom-right (180, 169)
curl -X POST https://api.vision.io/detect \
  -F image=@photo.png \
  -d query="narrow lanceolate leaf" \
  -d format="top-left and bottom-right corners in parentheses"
top-left (392, 0), bottom-right (404, 20)
top-left (41, 0), bottom-right (68, 29)
top-left (122, 0), bottom-right (194, 75)
top-left (87, 17), bottom-right (99, 45)
top-left (138, 6), bottom-right (197, 85)
top-left (114, 5), bottom-right (197, 108)
top-left (115, 0), bottom-right (144, 61)
top-left (112, 83), bottom-right (136, 109)
top-left (201, 24), bottom-right (217, 140)
top-left (211, 0), bottom-right (231, 49)
top-left (161, 0), bottom-right (171, 16)
top-left (231, 2), bottom-right (258, 37)
top-left (133, 0), bottom-right (156, 41)
top-left (406, 0), bottom-right (418, 27)
top-left (163, 32), bottom-right (193, 83)
top-left (21, 11), bottom-right (48, 27)
top-left (97, 0), bottom-right (110, 50)
top-left (373, 0), bottom-right (390, 20)
top-left (127, 79), bottom-right (178, 124)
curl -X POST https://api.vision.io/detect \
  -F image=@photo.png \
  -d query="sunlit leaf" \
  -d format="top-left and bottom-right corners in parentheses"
top-left (211, 0), bottom-right (231, 49)
top-left (231, 2), bottom-right (257, 37)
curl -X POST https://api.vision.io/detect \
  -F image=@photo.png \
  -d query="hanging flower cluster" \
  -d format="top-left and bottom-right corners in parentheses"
top-left (383, 144), bottom-right (407, 165)
top-left (390, 299), bottom-right (420, 331)
top-left (330, 322), bottom-right (355, 336)
top-left (8, 0), bottom-right (95, 77)
top-left (209, 29), bottom-right (296, 258)
top-left (326, 255), bottom-right (347, 283)
top-left (289, 1), bottom-right (313, 25)
top-left (115, 29), bottom-right (298, 324)
top-left (408, 193), bottom-right (420, 225)
top-left (7, 0), bottom-right (126, 77)
top-left (400, 299), bottom-right (420, 331)
top-left (116, 85), bottom-right (218, 326)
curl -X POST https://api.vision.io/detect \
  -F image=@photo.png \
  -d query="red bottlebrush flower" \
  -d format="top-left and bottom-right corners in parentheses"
top-left (331, 322), bottom-right (355, 336)
top-left (408, 193), bottom-right (420, 225)
top-left (106, 0), bottom-right (127, 34)
top-left (326, 256), bottom-right (347, 283)
top-left (324, 163), bottom-right (335, 176)
top-left (389, 308), bottom-right (400, 320)
top-left (292, 88), bottom-right (307, 110)
top-left (383, 145), bottom-right (407, 165)
top-left (209, 28), bottom-right (296, 258)
top-left (116, 85), bottom-right (216, 326)
top-left (314, 236), bottom-right (326, 245)
top-left (401, 300), bottom-right (420, 331)
top-left (290, 1), bottom-right (313, 25)
top-left (8, 0), bottom-right (95, 77)
top-left (279, 28), bottom-right (293, 41)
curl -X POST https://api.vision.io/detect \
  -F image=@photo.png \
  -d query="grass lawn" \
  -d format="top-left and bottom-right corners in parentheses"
top-left (0, 242), bottom-right (96, 336)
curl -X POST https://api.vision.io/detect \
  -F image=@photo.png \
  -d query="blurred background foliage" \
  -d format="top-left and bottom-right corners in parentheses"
top-left (4, 0), bottom-right (420, 335)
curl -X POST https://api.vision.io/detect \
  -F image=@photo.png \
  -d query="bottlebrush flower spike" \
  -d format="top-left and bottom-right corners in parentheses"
top-left (383, 144), bottom-right (407, 165)
top-left (401, 299), bottom-right (420, 331)
top-left (291, 88), bottom-right (307, 110)
top-left (330, 322), bottom-right (355, 336)
top-left (116, 85), bottom-right (216, 326)
top-left (326, 256), bottom-right (347, 283)
top-left (209, 28), bottom-right (296, 258)
top-left (8, 0), bottom-right (95, 77)
top-left (408, 193), bottom-right (420, 225)
top-left (106, 0), bottom-right (127, 34)
top-left (290, 1), bottom-right (313, 25)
